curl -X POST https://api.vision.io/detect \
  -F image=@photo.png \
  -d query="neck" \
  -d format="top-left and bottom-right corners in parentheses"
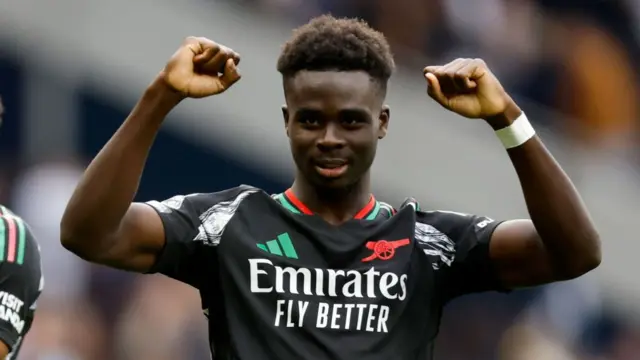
top-left (290, 173), bottom-right (372, 224)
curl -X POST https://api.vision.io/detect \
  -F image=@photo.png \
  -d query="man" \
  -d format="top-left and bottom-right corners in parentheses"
top-left (0, 97), bottom-right (44, 359)
top-left (60, 15), bottom-right (601, 360)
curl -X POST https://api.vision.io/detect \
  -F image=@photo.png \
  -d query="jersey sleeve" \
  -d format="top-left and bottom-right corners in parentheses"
top-left (0, 215), bottom-right (42, 352)
top-left (415, 210), bottom-right (507, 303)
top-left (143, 185), bottom-right (257, 289)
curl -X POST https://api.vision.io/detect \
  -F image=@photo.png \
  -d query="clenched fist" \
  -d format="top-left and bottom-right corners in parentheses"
top-left (160, 37), bottom-right (242, 99)
top-left (424, 58), bottom-right (514, 120)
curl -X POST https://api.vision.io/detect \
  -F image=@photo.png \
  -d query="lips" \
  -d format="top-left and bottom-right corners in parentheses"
top-left (314, 159), bottom-right (348, 178)
top-left (315, 159), bottom-right (347, 169)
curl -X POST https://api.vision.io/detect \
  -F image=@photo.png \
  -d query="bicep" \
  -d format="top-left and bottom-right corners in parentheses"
top-left (489, 219), bottom-right (556, 289)
top-left (97, 203), bottom-right (166, 273)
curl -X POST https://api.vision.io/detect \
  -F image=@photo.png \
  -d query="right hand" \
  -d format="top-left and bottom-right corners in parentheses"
top-left (160, 36), bottom-right (242, 98)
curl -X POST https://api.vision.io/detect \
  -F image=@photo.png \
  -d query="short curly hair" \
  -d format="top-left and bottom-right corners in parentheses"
top-left (277, 15), bottom-right (395, 88)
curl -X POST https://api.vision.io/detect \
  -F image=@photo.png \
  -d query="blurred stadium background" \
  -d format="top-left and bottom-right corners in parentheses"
top-left (0, 0), bottom-right (639, 359)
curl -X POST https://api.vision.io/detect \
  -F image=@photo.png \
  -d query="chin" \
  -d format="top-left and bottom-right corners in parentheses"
top-left (310, 173), bottom-right (359, 191)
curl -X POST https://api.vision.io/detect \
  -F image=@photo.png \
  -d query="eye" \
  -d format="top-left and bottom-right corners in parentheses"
top-left (341, 117), bottom-right (367, 128)
top-left (339, 110), bottom-right (370, 127)
top-left (299, 117), bottom-right (320, 126)
top-left (342, 118), bottom-right (360, 126)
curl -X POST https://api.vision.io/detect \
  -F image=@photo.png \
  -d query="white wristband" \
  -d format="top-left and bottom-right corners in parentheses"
top-left (494, 112), bottom-right (536, 149)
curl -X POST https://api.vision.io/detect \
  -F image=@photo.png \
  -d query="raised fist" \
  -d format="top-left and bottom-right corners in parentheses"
top-left (424, 58), bottom-right (513, 119)
top-left (160, 37), bottom-right (241, 99)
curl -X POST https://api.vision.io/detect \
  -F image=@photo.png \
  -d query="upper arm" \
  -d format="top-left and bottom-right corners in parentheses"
top-left (141, 194), bottom-right (211, 287)
top-left (98, 193), bottom-right (207, 286)
top-left (93, 186), bottom-right (257, 287)
top-left (114, 186), bottom-right (256, 288)
top-left (92, 202), bottom-right (167, 273)
top-left (416, 210), bottom-right (506, 302)
top-left (0, 215), bottom-right (42, 356)
top-left (425, 212), bottom-right (584, 297)
top-left (489, 219), bottom-right (560, 289)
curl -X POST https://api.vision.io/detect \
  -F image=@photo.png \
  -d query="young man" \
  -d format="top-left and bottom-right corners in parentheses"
top-left (0, 98), bottom-right (44, 359)
top-left (60, 15), bottom-right (601, 360)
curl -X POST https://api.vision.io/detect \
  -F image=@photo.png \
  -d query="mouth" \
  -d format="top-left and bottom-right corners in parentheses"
top-left (314, 159), bottom-right (349, 178)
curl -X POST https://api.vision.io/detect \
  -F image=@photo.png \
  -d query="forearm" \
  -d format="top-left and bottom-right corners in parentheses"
top-left (61, 78), bottom-right (182, 247)
top-left (488, 103), bottom-right (601, 273)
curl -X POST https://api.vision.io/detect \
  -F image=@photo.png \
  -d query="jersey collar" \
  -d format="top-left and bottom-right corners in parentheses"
top-left (275, 188), bottom-right (381, 220)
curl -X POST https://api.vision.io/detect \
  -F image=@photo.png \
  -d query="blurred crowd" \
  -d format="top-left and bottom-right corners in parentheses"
top-left (1, 0), bottom-right (640, 359)
top-left (252, 0), bottom-right (640, 152)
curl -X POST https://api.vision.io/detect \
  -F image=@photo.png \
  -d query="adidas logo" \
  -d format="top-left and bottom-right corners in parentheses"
top-left (257, 233), bottom-right (298, 259)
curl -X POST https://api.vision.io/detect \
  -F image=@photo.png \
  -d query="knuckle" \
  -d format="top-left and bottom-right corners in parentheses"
top-left (184, 36), bottom-right (200, 45)
top-left (217, 46), bottom-right (232, 57)
top-left (199, 37), bottom-right (218, 48)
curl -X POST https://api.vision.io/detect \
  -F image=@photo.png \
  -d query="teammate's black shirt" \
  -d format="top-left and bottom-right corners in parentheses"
top-left (145, 185), bottom-right (506, 360)
top-left (0, 206), bottom-right (43, 359)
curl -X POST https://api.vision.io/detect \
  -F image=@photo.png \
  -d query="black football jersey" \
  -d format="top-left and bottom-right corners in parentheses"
top-left (145, 185), bottom-right (506, 360)
top-left (0, 206), bottom-right (43, 360)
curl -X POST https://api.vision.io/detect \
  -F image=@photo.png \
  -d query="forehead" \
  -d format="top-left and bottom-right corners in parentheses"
top-left (284, 71), bottom-right (381, 111)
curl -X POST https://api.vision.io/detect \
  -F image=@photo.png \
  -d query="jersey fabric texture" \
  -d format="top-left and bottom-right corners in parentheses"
top-left (145, 185), bottom-right (506, 360)
top-left (0, 206), bottom-right (43, 359)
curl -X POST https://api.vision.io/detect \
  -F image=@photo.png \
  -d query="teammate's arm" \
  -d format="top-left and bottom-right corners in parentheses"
top-left (424, 58), bottom-right (601, 289)
top-left (0, 215), bottom-right (42, 359)
top-left (60, 37), bottom-right (241, 273)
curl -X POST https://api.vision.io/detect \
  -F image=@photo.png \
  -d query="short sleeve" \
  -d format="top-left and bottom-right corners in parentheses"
top-left (415, 210), bottom-right (507, 303)
top-left (143, 186), bottom-right (258, 289)
top-left (0, 215), bottom-right (42, 352)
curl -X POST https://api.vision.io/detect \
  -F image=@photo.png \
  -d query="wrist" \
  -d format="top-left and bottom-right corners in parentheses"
top-left (147, 74), bottom-right (186, 108)
top-left (484, 99), bottom-right (522, 130)
top-left (129, 76), bottom-right (184, 129)
top-left (493, 111), bottom-right (536, 149)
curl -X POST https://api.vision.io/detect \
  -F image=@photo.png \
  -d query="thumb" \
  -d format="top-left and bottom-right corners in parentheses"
top-left (425, 73), bottom-right (447, 106)
top-left (220, 58), bottom-right (241, 89)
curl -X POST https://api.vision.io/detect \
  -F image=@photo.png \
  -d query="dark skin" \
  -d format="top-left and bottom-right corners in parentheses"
top-left (282, 70), bottom-right (389, 225)
top-left (61, 38), bottom-right (600, 290)
top-left (424, 58), bottom-right (601, 287)
top-left (0, 341), bottom-right (7, 359)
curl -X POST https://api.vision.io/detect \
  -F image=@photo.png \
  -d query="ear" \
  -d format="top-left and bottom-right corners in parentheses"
top-left (378, 105), bottom-right (390, 139)
top-left (282, 105), bottom-right (290, 137)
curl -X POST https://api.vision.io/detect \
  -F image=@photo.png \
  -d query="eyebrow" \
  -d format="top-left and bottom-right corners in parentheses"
top-left (295, 107), bottom-right (371, 117)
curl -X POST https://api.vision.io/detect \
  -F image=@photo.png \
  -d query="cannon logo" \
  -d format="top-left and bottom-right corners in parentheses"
top-left (361, 238), bottom-right (410, 262)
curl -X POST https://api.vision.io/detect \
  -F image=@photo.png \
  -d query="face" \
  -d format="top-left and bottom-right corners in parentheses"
top-left (282, 71), bottom-right (390, 189)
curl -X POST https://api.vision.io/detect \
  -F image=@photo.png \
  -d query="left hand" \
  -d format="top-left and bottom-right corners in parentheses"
top-left (424, 58), bottom-right (513, 119)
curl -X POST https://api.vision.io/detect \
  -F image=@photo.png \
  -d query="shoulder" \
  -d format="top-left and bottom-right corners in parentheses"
top-left (143, 186), bottom-right (265, 247)
top-left (0, 209), bottom-right (42, 287)
top-left (0, 208), bottom-right (41, 266)
top-left (399, 199), bottom-right (496, 270)
top-left (397, 198), bottom-right (493, 231)
top-left (145, 185), bottom-right (262, 214)
top-left (417, 209), bottom-right (494, 230)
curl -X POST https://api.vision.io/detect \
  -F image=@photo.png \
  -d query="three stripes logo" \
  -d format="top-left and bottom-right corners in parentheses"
top-left (0, 215), bottom-right (27, 265)
top-left (256, 233), bottom-right (298, 259)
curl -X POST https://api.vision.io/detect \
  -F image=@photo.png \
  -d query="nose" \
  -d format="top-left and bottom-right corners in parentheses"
top-left (316, 123), bottom-right (346, 150)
